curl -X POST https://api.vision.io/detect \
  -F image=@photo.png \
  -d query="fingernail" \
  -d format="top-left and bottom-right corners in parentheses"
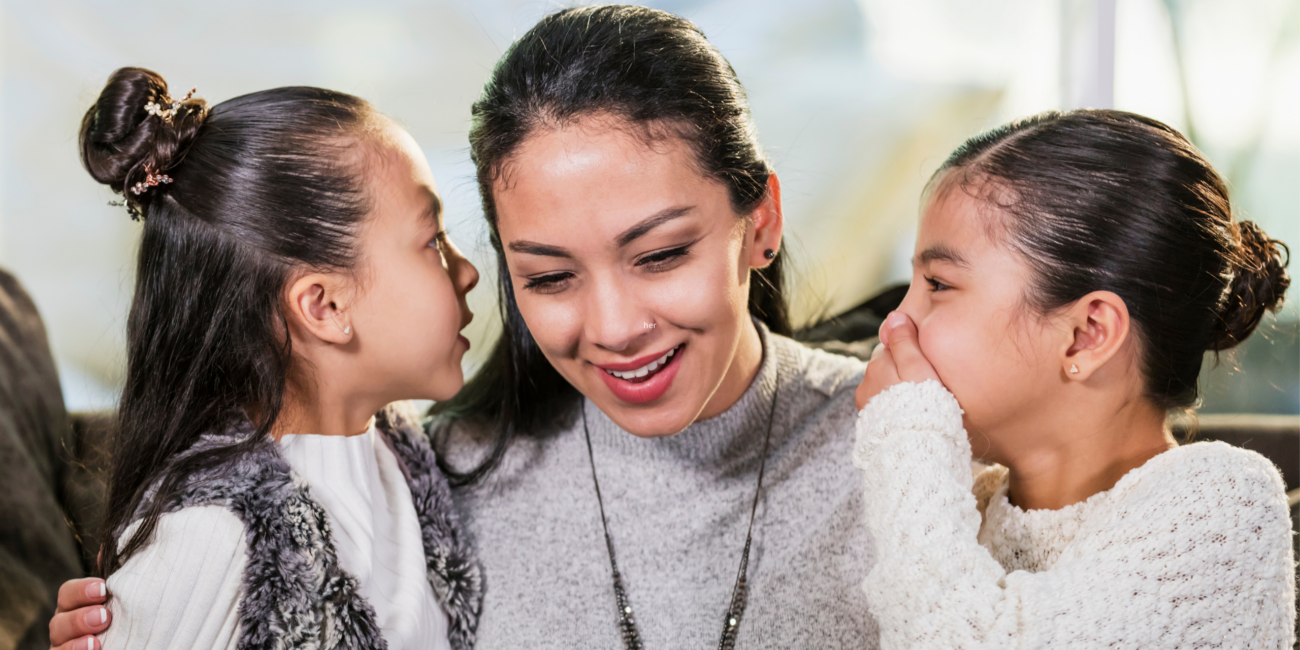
top-left (84, 606), bottom-right (107, 627)
top-left (85, 580), bottom-right (105, 599)
top-left (85, 636), bottom-right (97, 650)
top-left (885, 312), bottom-right (907, 329)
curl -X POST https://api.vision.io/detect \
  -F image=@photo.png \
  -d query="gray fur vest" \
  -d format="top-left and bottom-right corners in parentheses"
top-left (138, 402), bottom-right (482, 650)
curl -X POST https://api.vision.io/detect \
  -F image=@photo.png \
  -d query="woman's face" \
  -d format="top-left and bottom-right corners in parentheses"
top-left (895, 185), bottom-right (1066, 459)
top-left (493, 117), bottom-right (780, 437)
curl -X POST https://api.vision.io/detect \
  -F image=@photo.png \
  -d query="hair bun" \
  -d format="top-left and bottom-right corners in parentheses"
top-left (78, 67), bottom-right (208, 216)
top-left (1209, 219), bottom-right (1291, 351)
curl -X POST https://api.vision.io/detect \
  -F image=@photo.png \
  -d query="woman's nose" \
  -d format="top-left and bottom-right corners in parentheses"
top-left (584, 278), bottom-right (651, 353)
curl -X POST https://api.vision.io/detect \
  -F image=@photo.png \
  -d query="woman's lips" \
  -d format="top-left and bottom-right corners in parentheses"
top-left (596, 343), bottom-right (685, 405)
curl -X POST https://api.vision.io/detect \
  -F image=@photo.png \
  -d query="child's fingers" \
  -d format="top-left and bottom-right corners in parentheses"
top-left (48, 605), bottom-right (110, 648)
top-left (57, 578), bottom-right (106, 612)
top-left (869, 342), bottom-right (886, 361)
top-left (882, 312), bottom-right (940, 383)
top-left (856, 347), bottom-right (899, 410)
top-left (51, 635), bottom-right (101, 650)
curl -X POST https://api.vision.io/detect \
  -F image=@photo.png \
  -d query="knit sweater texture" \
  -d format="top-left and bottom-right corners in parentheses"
top-left (438, 324), bottom-right (880, 648)
top-left (853, 379), bottom-right (1297, 649)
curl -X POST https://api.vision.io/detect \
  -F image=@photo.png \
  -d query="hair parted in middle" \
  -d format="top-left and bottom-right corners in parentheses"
top-left (433, 4), bottom-right (791, 485)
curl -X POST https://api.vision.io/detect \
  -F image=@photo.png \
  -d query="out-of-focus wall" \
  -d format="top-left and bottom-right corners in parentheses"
top-left (1, 0), bottom-right (1295, 413)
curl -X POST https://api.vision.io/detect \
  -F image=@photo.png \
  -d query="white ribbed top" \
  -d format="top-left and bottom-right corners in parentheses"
top-left (280, 428), bottom-right (450, 649)
top-left (99, 428), bottom-right (451, 650)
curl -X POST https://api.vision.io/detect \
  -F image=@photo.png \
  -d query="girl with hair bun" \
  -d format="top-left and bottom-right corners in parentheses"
top-left (853, 109), bottom-right (1295, 648)
top-left (70, 67), bottom-right (483, 650)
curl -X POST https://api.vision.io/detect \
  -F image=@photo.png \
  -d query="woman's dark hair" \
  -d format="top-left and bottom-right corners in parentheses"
top-left (433, 5), bottom-right (790, 484)
top-left (932, 109), bottom-right (1290, 410)
top-left (80, 67), bottom-right (378, 574)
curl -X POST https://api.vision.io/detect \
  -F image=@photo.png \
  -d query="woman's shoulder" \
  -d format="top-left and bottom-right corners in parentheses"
top-left (770, 333), bottom-right (867, 403)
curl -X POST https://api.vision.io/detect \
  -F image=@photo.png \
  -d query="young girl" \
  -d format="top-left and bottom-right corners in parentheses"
top-left (74, 68), bottom-right (482, 649)
top-left (853, 109), bottom-right (1295, 647)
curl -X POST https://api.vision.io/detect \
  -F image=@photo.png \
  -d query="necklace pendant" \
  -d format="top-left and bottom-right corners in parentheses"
top-left (716, 577), bottom-right (747, 650)
top-left (612, 569), bottom-right (644, 650)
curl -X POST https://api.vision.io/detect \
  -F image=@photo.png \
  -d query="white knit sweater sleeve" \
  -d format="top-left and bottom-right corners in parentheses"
top-left (98, 506), bottom-right (246, 650)
top-left (852, 379), bottom-right (1296, 649)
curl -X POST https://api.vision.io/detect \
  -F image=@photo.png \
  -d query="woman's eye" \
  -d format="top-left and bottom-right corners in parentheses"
top-left (523, 272), bottom-right (573, 294)
top-left (925, 276), bottom-right (950, 292)
top-left (636, 245), bottom-right (691, 271)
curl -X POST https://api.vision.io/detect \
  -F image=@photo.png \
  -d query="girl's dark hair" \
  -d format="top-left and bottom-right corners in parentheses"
top-left (80, 67), bottom-right (378, 574)
top-left (433, 5), bottom-right (790, 484)
top-left (933, 109), bottom-right (1290, 410)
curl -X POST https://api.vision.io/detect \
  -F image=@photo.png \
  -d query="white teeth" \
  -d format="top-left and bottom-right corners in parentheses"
top-left (605, 345), bottom-right (679, 380)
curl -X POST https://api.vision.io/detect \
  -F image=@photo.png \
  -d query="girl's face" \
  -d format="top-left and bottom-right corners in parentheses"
top-left (493, 117), bottom-right (778, 437)
top-left (348, 122), bottom-right (479, 402)
top-left (896, 185), bottom-right (1068, 458)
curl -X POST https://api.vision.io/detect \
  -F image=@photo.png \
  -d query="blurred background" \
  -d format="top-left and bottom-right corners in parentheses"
top-left (1, 0), bottom-right (1296, 415)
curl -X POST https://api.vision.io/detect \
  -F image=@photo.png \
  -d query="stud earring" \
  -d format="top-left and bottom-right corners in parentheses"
top-left (344, 326), bottom-right (351, 335)
top-left (1069, 364), bottom-right (1079, 374)
top-left (764, 249), bottom-right (776, 260)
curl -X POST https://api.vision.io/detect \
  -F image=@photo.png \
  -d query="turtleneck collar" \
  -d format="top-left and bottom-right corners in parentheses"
top-left (582, 319), bottom-right (796, 466)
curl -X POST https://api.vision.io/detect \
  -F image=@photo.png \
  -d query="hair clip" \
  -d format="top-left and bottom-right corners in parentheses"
top-left (144, 87), bottom-right (196, 123)
top-left (130, 168), bottom-right (173, 195)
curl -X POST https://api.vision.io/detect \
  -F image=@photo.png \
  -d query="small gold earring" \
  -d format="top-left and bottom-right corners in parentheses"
top-left (1069, 364), bottom-right (1079, 374)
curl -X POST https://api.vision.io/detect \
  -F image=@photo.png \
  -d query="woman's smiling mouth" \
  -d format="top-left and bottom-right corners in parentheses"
top-left (594, 343), bottom-right (686, 403)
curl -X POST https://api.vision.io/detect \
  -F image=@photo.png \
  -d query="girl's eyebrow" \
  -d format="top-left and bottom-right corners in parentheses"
top-left (915, 244), bottom-right (971, 268)
top-left (420, 194), bottom-right (443, 227)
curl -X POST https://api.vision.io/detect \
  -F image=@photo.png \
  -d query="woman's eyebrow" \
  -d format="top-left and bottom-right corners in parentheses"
top-left (915, 244), bottom-right (971, 268)
top-left (507, 240), bottom-right (572, 258)
top-left (615, 206), bottom-right (694, 248)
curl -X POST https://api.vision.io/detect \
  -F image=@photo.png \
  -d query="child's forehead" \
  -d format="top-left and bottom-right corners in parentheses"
top-left (918, 186), bottom-right (1000, 248)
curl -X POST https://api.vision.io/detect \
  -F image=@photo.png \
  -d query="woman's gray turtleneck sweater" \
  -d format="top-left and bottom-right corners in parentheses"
top-left (440, 323), bottom-right (879, 648)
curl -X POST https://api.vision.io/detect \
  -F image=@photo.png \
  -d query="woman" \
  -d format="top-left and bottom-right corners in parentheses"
top-left (52, 6), bottom-right (877, 649)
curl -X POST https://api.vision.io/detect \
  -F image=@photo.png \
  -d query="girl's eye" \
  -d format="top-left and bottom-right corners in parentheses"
top-left (522, 272), bottom-right (574, 294)
top-left (925, 276), bottom-right (950, 292)
top-left (636, 244), bottom-right (692, 272)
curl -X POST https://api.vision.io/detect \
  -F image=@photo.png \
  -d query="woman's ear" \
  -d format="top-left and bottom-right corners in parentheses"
top-left (1060, 290), bottom-right (1130, 381)
top-left (284, 272), bottom-right (354, 346)
top-left (748, 173), bottom-right (784, 269)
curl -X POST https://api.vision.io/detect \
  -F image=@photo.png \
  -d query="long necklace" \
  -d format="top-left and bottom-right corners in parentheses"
top-left (581, 375), bottom-right (780, 650)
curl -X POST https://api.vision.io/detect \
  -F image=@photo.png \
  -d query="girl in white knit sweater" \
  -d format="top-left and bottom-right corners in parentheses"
top-left (852, 109), bottom-right (1295, 648)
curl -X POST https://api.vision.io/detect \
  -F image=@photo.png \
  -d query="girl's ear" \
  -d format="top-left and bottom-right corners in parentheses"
top-left (747, 173), bottom-right (784, 269)
top-left (285, 272), bottom-right (354, 345)
top-left (1060, 290), bottom-right (1130, 381)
